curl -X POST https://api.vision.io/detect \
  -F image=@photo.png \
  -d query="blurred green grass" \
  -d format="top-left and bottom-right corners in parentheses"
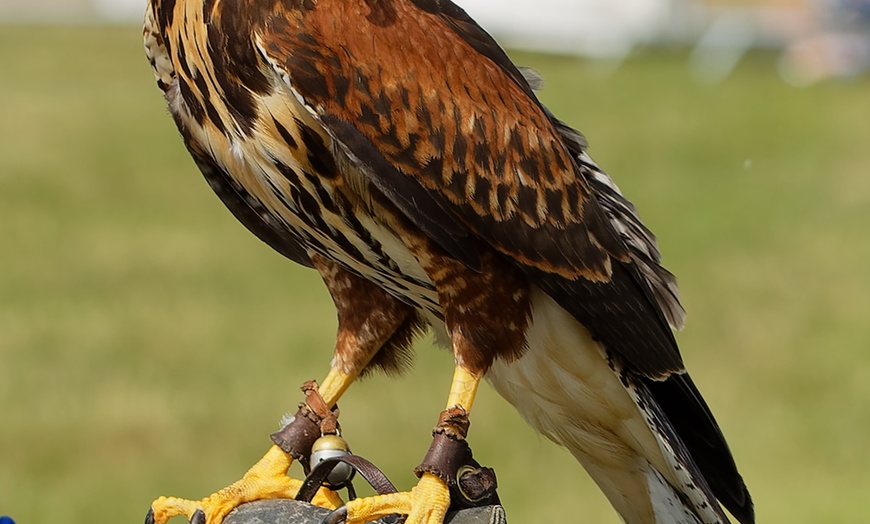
top-left (1, 25), bottom-right (868, 523)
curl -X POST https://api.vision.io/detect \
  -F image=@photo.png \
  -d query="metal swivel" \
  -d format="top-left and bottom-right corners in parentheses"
top-left (456, 464), bottom-right (498, 504)
top-left (310, 434), bottom-right (356, 489)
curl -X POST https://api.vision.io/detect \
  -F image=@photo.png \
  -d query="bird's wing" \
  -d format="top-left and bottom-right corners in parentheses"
top-left (548, 110), bottom-right (686, 332)
top-left (144, 2), bottom-right (315, 269)
top-left (253, 0), bottom-right (683, 379)
top-left (186, 142), bottom-right (314, 268)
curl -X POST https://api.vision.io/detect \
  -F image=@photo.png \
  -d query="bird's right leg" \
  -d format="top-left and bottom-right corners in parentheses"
top-left (147, 255), bottom-right (421, 524)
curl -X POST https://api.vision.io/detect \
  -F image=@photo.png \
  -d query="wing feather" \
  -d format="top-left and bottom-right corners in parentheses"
top-left (255, 0), bottom-right (685, 378)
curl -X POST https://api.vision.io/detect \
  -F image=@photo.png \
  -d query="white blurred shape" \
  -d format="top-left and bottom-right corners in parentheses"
top-left (690, 10), bottom-right (756, 83)
top-left (93, 0), bottom-right (145, 20)
top-left (457, 0), bottom-right (675, 58)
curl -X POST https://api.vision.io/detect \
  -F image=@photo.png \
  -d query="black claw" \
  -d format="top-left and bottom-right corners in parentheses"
top-left (145, 509), bottom-right (155, 524)
top-left (321, 506), bottom-right (348, 524)
top-left (190, 509), bottom-right (206, 524)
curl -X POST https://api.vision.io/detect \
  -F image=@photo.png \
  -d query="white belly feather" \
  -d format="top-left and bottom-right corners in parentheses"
top-left (486, 288), bottom-right (709, 524)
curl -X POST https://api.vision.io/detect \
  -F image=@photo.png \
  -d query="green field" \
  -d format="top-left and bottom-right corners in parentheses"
top-left (1, 25), bottom-right (868, 524)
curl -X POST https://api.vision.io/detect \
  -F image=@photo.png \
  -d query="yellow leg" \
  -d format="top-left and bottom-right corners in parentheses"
top-left (318, 368), bottom-right (356, 407)
top-left (147, 369), bottom-right (359, 524)
top-left (446, 366), bottom-right (481, 411)
top-left (342, 364), bottom-right (482, 524)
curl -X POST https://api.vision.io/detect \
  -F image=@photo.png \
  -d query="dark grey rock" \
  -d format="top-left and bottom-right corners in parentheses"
top-left (223, 500), bottom-right (507, 524)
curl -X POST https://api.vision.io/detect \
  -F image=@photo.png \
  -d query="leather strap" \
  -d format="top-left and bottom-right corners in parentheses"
top-left (270, 380), bottom-right (341, 462)
top-left (301, 380), bottom-right (340, 436)
top-left (414, 408), bottom-right (499, 509)
top-left (295, 454), bottom-right (399, 502)
top-left (435, 406), bottom-right (470, 438)
top-left (270, 405), bottom-right (321, 462)
top-left (278, 385), bottom-right (498, 514)
top-left (414, 406), bottom-right (498, 508)
top-left (414, 431), bottom-right (472, 485)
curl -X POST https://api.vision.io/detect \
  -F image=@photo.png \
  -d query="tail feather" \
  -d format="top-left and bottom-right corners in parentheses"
top-left (623, 377), bottom-right (732, 524)
top-left (487, 289), bottom-right (750, 524)
top-left (644, 375), bottom-right (754, 523)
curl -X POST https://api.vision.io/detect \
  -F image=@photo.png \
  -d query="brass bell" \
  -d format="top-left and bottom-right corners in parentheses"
top-left (310, 434), bottom-right (355, 489)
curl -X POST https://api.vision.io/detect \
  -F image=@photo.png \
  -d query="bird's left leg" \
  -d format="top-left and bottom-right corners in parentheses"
top-left (332, 249), bottom-right (530, 524)
top-left (147, 255), bottom-right (421, 524)
top-left (337, 365), bottom-right (484, 524)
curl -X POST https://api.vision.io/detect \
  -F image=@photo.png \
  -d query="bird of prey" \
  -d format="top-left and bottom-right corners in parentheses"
top-left (143, 1), bottom-right (754, 523)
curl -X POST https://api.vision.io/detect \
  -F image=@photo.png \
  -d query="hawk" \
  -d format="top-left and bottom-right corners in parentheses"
top-left (143, 1), bottom-right (754, 523)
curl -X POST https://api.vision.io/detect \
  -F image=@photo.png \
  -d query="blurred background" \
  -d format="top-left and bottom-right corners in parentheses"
top-left (1, 1), bottom-right (868, 523)
top-left (3, 0), bottom-right (870, 84)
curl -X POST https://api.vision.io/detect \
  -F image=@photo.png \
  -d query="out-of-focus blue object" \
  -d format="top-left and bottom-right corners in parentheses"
top-left (0, 516), bottom-right (16, 524)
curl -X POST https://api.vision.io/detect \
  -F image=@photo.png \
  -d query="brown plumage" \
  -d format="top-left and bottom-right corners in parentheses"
top-left (143, 1), bottom-right (753, 523)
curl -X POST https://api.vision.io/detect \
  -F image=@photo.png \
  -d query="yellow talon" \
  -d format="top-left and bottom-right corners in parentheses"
top-left (147, 445), bottom-right (343, 524)
top-left (147, 370), bottom-right (362, 524)
top-left (344, 473), bottom-right (450, 524)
